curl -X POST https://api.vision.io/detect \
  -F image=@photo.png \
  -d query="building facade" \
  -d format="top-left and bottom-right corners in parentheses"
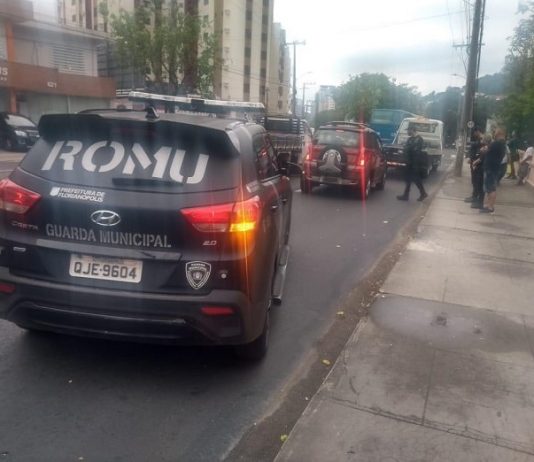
top-left (59, 0), bottom-right (136, 32)
top-left (316, 85), bottom-right (336, 113)
top-left (0, 0), bottom-right (115, 122)
top-left (205, 0), bottom-right (274, 103)
top-left (267, 22), bottom-right (289, 114)
top-left (58, 0), bottom-right (288, 105)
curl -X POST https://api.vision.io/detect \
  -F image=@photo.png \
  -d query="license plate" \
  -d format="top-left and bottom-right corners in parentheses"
top-left (69, 254), bottom-right (142, 283)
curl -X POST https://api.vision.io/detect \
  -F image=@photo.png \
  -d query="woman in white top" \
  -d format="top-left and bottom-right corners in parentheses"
top-left (517, 143), bottom-right (533, 185)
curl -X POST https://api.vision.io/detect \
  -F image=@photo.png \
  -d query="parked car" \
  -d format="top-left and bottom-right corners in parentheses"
top-left (0, 112), bottom-right (40, 151)
top-left (383, 117), bottom-right (444, 177)
top-left (300, 121), bottom-right (387, 198)
top-left (263, 115), bottom-right (313, 172)
top-left (0, 100), bottom-right (292, 360)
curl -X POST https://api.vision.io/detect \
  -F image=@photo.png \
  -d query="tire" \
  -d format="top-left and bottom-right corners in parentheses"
top-left (431, 162), bottom-right (439, 172)
top-left (234, 309), bottom-right (270, 361)
top-left (374, 168), bottom-right (387, 191)
top-left (300, 174), bottom-right (312, 194)
top-left (359, 175), bottom-right (371, 200)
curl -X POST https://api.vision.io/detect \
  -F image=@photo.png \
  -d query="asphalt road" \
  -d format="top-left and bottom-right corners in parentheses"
top-left (0, 149), bottom-right (454, 462)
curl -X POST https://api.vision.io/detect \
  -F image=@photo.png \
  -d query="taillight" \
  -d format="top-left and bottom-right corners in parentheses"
top-left (0, 179), bottom-right (41, 214)
top-left (311, 145), bottom-right (324, 159)
top-left (182, 196), bottom-right (261, 233)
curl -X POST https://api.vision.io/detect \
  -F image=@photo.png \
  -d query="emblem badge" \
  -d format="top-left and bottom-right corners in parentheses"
top-left (185, 261), bottom-right (212, 290)
top-left (91, 210), bottom-right (121, 227)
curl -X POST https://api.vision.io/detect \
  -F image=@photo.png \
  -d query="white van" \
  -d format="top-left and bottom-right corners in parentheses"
top-left (392, 117), bottom-right (444, 173)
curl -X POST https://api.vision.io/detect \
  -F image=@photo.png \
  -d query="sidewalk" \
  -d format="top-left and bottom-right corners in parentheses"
top-left (276, 168), bottom-right (534, 462)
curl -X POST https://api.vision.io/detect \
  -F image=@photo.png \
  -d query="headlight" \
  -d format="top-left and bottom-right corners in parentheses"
top-left (14, 130), bottom-right (28, 137)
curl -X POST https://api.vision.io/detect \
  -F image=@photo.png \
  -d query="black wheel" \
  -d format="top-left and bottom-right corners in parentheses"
top-left (359, 175), bottom-right (371, 200)
top-left (300, 174), bottom-right (312, 194)
top-left (374, 168), bottom-right (387, 191)
top-left (234, 310), bottom-right (270, 361)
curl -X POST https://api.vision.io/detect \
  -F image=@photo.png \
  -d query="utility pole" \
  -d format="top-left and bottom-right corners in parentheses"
top-left (286, 40), bottom-right (305, 115)
top-left (455, 0), bottom-right (484, 176)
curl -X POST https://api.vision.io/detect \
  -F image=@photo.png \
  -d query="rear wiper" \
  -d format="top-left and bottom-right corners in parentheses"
top-left (111, 178), bottom-right (179, 187)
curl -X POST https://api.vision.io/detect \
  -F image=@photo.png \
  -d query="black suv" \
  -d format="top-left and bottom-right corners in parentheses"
top-left (301, 122), bottom-right (387, 198)
top-left (0, 112), bottom-right (40, 151)
top-left (0, 109), bottom-right (292, 359)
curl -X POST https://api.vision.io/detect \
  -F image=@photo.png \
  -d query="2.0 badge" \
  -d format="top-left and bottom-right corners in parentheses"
top-left (185, 261), bottom-right (211, 290)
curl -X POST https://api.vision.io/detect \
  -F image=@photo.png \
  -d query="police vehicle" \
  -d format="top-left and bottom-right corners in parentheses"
top-left (0, 92), bottom-right (292, 360)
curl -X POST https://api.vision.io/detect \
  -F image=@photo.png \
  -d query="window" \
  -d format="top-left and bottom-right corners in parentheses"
top-left (253, 135), bottom-right (278, 180)
top-left (72, 14), bottom-right (76, 22)
top-left (245, 47), bottom-right (251, 58)
top-left (204, 0), bottom-right (209, 4)
top-left (278, 101), bottom-right (283, 110)
top-left (243, 83), bottom-right (250, 94)
top-left (246, 11), bottom-right (252, 21)
top-left (244, 65), bottom-right (250, 76)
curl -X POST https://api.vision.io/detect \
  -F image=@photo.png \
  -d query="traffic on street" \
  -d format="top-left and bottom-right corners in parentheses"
top-left (1, 1), bottom-right (532, 461)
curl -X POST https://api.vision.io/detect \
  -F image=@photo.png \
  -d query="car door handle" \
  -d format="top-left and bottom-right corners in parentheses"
top-left (281, 197), bottom-right (288, 204)
top-left (271, 204), bottom-right (279, 211)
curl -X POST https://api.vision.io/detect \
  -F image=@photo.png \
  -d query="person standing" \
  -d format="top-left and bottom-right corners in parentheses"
top-left (468, 129), bottom-right (487, 209)
top-left (517, 141), bottom-right (533, 185)
top-left (397, 126), bottom-right (428, 201)
top-left (465, 127), bottom-right (484, 206)
top-left (480, 128), bottom-right (507, 214)
top-left (506, 131), bottom-right (521, 179)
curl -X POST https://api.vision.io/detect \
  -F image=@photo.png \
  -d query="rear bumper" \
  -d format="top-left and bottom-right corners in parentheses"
top-left (302, 163), bottom-right (366, 186)
top-left (0, 268), bottom-right (263, 346)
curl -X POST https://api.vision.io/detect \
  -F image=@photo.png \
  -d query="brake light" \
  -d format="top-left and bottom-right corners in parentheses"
top-left (0, 179), bottom-right (41, 214)
top-left (0, 282), bottom-right (16, 294)
top-left (182, 196), bottom-right (261, 233)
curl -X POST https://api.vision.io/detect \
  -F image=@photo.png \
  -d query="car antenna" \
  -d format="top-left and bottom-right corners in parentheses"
top-left (145, 102), bottom-right (159, 120)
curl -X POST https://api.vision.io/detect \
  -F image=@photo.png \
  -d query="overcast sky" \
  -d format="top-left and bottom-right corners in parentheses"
top-left (274, 0), bottom-right (524, 96)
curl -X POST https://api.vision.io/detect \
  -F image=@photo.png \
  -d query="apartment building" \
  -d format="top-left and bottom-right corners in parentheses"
top-left (59, 0), bottom-right (136, 32)
top-left (0, 0), bottom-right (115, 122)
top-left (59, 0), bottom-right (287, 105)
top-left (316, 85), bottom-right (336, 113)
top-left (267, 22), bottom-right (289, 114)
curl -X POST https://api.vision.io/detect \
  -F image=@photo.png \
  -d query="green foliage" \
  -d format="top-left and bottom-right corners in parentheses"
top-left (313, 109), bottom-right (346, 129)
top-left (110, 0), bottom-right (218, 96)
top-left (334, 73), bottom-right (422, 122)
top-left (501, 2), bottom-right (534, 138)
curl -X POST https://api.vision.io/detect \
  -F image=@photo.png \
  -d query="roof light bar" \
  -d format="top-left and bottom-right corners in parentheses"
top-left (128, 91), bottom-right (265, 115)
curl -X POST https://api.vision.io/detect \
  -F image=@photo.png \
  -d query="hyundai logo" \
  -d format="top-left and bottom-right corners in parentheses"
top-left (90, 210), bottom-right (121, 227)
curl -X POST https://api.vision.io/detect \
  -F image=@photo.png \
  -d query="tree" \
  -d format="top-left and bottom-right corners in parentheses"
top-left (334, 73), bottom-right (422, 122)
top-left (110, 0), bottom-right (219, 97)
top-left (500, 2), bottom-right (534, 139)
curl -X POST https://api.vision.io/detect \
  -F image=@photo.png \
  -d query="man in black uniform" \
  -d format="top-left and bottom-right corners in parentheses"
top-left (465, 127), bottom-right (484, 208)
top-left (397, 126), bottom-right (428, 201)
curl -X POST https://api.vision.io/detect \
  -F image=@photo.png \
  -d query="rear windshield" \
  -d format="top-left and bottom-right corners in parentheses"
top-left (370, 110), bottom-right (396, 124)
top-left (20, 115), bottom-right (240, 193)
top-left (314, 129), bottom-right (360, 147)
top-left (5, 114), bottom-right (35, 128)
top-left (264, 118), bottom-right (300, 134)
